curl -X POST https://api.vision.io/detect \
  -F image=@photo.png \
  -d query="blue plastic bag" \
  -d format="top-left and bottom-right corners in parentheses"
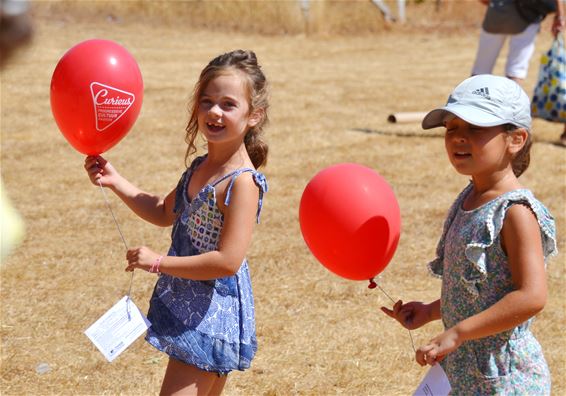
top-left (531, 35), bottom-right (566, 123)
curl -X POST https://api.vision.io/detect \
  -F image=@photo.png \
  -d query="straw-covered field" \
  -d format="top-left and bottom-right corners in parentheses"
top-left (1, 1), bottom-right (564, 395)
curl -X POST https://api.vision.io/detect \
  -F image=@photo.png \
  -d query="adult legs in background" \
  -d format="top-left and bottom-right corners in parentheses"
top-left (471, 29), bottom-right (506, 76)
top-left (505, 23), bottom-right (540, 81)
top-left (160, 358), bottom-right (227, 396)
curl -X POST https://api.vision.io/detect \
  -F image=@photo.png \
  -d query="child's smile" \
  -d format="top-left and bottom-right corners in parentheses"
top-left (206, 121), bottom-right (225, 133)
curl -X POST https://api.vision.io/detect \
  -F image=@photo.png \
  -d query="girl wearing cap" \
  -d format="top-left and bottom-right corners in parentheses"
top-left (381, 74), bottom-right (557, 394)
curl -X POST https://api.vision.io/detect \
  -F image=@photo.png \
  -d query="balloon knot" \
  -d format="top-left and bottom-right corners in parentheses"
top-left (368, 278), bottom-right (377, 289)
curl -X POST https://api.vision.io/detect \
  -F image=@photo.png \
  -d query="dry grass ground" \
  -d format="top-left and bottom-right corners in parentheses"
top-left (1, 1), bottom-right (564, 395)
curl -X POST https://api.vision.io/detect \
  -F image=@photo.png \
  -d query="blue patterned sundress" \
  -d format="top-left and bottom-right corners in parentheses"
top-left (428, 183), bottom-right (557, 395)
top-left (145, 156), bottom-right (268, 375)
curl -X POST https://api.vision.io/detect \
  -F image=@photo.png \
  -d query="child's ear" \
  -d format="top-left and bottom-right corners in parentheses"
top-left (509, 128), bottom-right (528, 154)
top-left (247, 108), bottom-right (264, 128)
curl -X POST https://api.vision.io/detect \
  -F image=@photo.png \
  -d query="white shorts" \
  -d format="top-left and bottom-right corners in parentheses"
top-left (471, 23), bottom-right (540, 80)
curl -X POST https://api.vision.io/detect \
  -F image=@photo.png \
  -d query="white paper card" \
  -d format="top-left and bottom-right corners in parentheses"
top-left (413, 364), bottom-right (451, 396)
top-left (84, 296), bottom-right (151, 362)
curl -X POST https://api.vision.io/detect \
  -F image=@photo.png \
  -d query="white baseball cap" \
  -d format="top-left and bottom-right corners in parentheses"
top-left (421, 74), bottom-right (531, 132)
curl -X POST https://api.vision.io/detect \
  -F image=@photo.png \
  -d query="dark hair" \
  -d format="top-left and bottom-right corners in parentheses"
top-left (505, 123), bottom-right (531, 177)
top-left (184, 49), bottom-right (269, 169)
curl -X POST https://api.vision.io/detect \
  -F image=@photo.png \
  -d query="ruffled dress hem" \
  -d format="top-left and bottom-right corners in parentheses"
top-left (145, 332), bottom-right (256, 375)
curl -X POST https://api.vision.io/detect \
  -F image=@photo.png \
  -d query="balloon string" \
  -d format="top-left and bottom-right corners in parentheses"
top-left (98, 180), bottom-right (134, 298)
top-left (371, 278), bottom-right (416, 353)
top-left (374, 281), bottom-right (395, 303)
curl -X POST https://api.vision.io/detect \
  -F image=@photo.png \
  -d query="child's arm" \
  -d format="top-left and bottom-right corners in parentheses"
top-left (84, 155), bottom-right (176, 227)
top-left (125, 172), bottom-right (260, 279)
top-left (381, 299), bottom-right (441, 330)
top-left (416, 204), bottom-right (547, 366)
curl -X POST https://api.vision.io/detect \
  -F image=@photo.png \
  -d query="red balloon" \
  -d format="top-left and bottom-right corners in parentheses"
top-left (50, 39), bottom-right (143, 155)
top-left (299, 163), bottom-right (401, 282)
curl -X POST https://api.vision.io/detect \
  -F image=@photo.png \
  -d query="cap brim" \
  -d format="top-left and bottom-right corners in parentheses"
top-left (421, 105), bottom-right (505, 130)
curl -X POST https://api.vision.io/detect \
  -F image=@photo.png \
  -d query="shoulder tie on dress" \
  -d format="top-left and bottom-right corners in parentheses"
top-left (211, 168), bottom-right (268, 223)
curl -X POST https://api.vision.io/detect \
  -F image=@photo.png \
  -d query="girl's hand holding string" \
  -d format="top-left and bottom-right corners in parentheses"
top-left (84, 155), bottom-right (120, 188)
top-left (416, 327), bottom-right (462, 367)
top-left (126, 246), bottom-right (162, 273)
top-left (381, 300), bottom-right (436, 330)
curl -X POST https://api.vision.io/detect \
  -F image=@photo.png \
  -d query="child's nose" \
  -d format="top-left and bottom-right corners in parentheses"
top-left (208, 104), bottom-right (222, 117)
top-left (449, 129), bottom-right (467, 142)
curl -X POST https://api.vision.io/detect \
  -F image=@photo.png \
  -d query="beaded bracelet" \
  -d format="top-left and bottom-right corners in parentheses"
top-left (149, 255), bottom-right (163, 274)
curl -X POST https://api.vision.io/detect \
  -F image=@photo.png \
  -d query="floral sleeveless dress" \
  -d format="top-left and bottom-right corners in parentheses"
top-left (145, 156), bottom-right (268, 374)
top-left (428, 183), bottom-right (557, 395)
